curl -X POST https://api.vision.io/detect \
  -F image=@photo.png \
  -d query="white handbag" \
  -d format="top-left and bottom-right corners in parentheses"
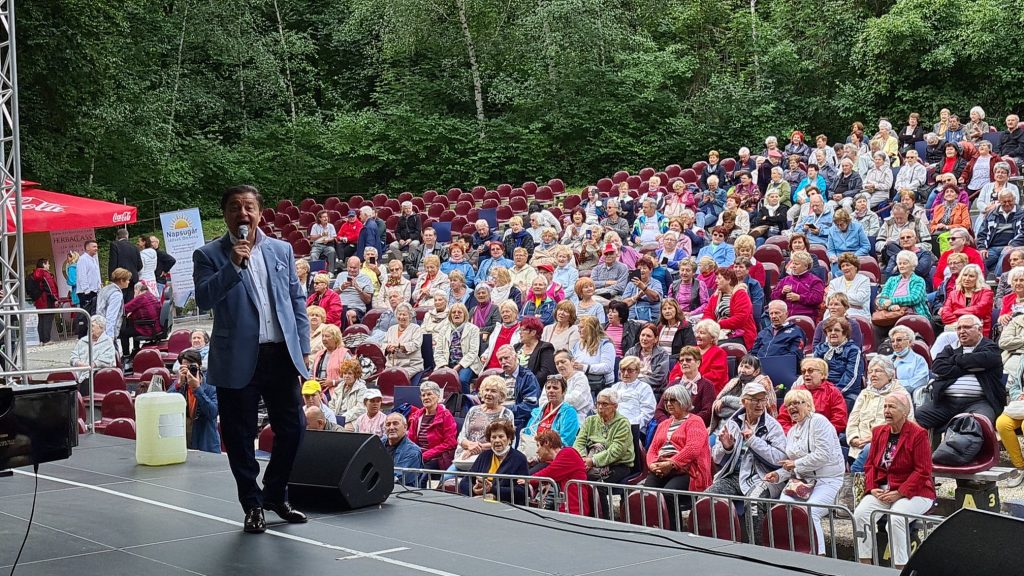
top-left (1005, 400), bottom-right (1024, 420)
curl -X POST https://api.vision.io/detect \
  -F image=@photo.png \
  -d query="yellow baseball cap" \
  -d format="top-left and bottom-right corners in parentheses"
top-left (301, 380), bottom-right (321, 395)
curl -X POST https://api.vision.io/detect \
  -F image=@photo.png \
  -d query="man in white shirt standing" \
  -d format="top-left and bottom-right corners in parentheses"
top-left (75, 239), bottom-right (102, 337)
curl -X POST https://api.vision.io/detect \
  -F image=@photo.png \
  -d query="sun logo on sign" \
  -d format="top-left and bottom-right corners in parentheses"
top-left (171, 216), bottom-right (192, 230)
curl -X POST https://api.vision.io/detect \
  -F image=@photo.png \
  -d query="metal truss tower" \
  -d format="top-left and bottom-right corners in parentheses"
top-left (0, 0), bottom-right (26, 373)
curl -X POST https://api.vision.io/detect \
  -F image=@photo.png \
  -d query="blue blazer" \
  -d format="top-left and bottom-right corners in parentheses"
top-left (193, 232), bottom-right (310, 389)
top-left (168, 380), bottom-right (221, 453)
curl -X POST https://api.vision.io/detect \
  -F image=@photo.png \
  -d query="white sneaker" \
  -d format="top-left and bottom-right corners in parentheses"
top-left (1006, 470), bottom-right (1024, 488)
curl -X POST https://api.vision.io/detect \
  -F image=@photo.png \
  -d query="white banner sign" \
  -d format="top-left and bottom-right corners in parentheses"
top-left (50, 227), bottom-right (96, 301)
top-left (160, 208), bottom-right (205, 309)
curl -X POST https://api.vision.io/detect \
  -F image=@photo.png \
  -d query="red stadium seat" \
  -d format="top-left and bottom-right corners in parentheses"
top-left (292, 238), bottom-right (311, 258)
top-left (664, 164), bottom-right (682, 179)
top-left (258, 424), bottom-right (275, 453)
top-left (692, 161), bottom-right (708, 174)
top-left (931, 414), bottom-right (1001, 475)
top-left (276, 200), bottom-right (293, 212)
top-left (92, 368), bottom-right (127, 405)
top-left (132, 348), bottom-right (165, 375)
top-left (139, 367), bottom-right (172, 392)
top-left (535, 186), bottom-right (554, 202)
top-left (496, 183), bottom-right (513, 195)
top-left (681, 168), bottom-right (698, 184)
top-left (96, 390), bottom-right (135, 433)
top-left (547, 179), bottom-right (565, 194)
top-left (754, 244), bottom-right (784, 268)
top-left (423, 190), bottom-right (438, 203)
top-left (522, 181), bottom-right (538, 195)
top-left (103, 418), bottom-right (137, 440)
top-left (763, 505), bottom-right (816, 554)
top-left (362, 308), bottom-right (386, 331)
top-left (376, 367), bottom-right (411, 402)
top-left (398, 192), bottom-right (414, 203)
top-left (563, 195), bottom-right (581, 211)
top-left (894, 314), bottom-right (935, 346)
top-left (427, 368), bottom-right (461, 399)
top-left (689, 497), bottom-right (743, 541)
top-left (596, 178), bottom-right (613, 192)
top-left (446, 188), bottom-right (462, 202)
top-left (623, 492), bottom-right (671, 529)
top-left (789, 315), bottom-right (816, 353)
top-left (299, 198), bottom-right (316, 211)
top-left (638, 167), bottom-right (656, 180)
top-left (612, 171), bottom-right (629, 184)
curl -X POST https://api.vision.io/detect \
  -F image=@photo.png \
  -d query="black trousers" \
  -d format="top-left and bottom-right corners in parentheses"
top-left (217, 342), bottom-right (305, 511)
top-left (119, 322), bottom-right (143, 357)
top-left (37, 313), bottom-right (54, 344)
top-left (76, 292), bottom-right (97, 337)
top-left (916, 395), bottom-right (997, 448)
top-left (644, 472), bottom-right (692, 530)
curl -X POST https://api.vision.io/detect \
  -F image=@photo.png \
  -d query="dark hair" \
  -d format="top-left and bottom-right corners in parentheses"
top-left (35, 258), bottom-right (47, 268)
top-left (717, 267), bottom-right (739, 286)
top-left (544, 374), bottom-right (568, 393)
top-left (485, 419), bottom-right (516, 441)
top-left (739, 354), bottom-right (761, 370)
top-left (607, 300), bottom-right (629, 322)
top-left (220, 184), bottom-right (264, 212)
top-left (84, 239), bottom-right (97, 249)
top-left (177, 349), bottom-right (203, 366)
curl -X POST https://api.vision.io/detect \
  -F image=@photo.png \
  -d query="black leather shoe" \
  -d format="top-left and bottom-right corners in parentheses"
top-left (263, 501), bottom-right (308, 524)
top-left (243, 507), bottom-right (266, 533)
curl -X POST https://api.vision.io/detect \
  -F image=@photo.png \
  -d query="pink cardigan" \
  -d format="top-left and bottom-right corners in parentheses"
top-left (647, 414), bottom-right (713, 491)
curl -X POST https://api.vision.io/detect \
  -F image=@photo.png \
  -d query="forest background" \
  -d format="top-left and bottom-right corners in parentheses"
top-left (18, 0), bottom-right (1024, 217)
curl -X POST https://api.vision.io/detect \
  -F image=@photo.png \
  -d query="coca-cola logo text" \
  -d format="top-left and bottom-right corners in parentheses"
top-left (7, 197), bottom-right (64, 212)
top-left (112, 211), bottom-right (132, 223)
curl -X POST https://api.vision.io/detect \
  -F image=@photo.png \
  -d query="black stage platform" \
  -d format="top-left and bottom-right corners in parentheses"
top-left (0, 435), bottom-right (893, 575)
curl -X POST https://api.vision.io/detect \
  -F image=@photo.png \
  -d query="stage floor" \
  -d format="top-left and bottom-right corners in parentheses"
top-left (0, 435), bottom-right (893, 576)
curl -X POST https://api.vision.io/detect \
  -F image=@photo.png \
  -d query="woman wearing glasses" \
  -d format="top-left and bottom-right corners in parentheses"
top-left (765, 388), bottom-right (845, 555)
top-left (777, 358), bottom-right (848, 437)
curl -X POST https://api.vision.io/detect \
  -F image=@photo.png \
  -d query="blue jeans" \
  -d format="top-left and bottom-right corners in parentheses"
top-left (458, 367), bottom-right (477, 394)
top-left (984, 246), bottom-right (1005, 278)
top-left (851, 443), bottom-right (870, 473)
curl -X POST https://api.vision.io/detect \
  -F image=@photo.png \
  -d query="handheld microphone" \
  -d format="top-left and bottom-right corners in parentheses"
top-left (237, 224), bottom-right (250, 269)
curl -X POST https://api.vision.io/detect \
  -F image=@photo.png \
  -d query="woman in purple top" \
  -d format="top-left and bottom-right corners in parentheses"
top-left (771, 251), bottom-right (825, 317)
top-left (672, 257), bottom-right (710, 318)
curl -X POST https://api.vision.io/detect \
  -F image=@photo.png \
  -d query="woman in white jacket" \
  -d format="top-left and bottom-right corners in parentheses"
top-left (765, 388), bottom-right (845, 555)
top-left (433, 304), bottom-right (483, 393)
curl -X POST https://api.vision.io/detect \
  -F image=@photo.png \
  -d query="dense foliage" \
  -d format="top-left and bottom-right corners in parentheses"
top-left (17, 0), bottom-right (1024, 213)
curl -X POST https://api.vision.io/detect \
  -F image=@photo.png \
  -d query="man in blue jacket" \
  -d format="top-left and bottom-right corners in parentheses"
top-left (385, 413), bottom-right (423, 486)
top-left (168, 349), bottom-right (220, 453)
top-left (750, 300), bottom-right (805, 389)
top-left (496, 345), bottom-right (539, 431)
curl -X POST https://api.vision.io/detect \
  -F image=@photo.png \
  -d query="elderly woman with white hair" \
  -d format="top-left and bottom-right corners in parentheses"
top-left (573, 388), bottom-right (636, 518)
top-left (452, 375), bottom-right (514, 469)
top-left (854, 391), bottom-right (935, 570)
top-left (70, 314), bottom-right (118, 390)
top-left (875, 250), bottom-right (929, 320)
top-left (873, 119), bottom-right (900, 166)
top-left (765, 388), bottom-right (846, 555)
top-left (964, 105), bottom-right (990, 142)
top-left (846, 356), bottom-right (911, 472)
top-left (408, 380), bottom-right (459, 471)
top-left (888, 325), bottom-right (930, 396)
top-left (646, 383), bottom-right (713, 528)
top-left (383, 303), bottom-right (424, 380)
top-left (862, 151), bottom-right (895, 207)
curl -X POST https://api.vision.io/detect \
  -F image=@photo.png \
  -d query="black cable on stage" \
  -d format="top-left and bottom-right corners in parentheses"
top-left (9, 463), bottom-right (39, 576)
top-left (393, 483), bottom-right (842, 576)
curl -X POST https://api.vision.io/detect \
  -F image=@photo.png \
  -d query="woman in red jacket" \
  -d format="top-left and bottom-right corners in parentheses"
top-left (305, 273), bottom-right (343, 326)
top-left (854, 392), bottom-right (935, 570)
top-left (939, 264), bottom-right (993, 336)
top-left (407, 381), bottom-right (458, 471)
top-left (646, 383), bottom-right (712, 530)
top-left (667, 320), bottom-right (729, 395)
top-left (532, 429), bottom-right (590, 516)
top-left (31, 258), bottom-right (59, 345)
top-left (703, 267), bottom-right (757, 350)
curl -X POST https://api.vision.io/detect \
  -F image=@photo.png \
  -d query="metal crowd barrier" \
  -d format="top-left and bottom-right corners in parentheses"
top-left (394, 467), bottom-right (560, 508)
top-left (0, 306), bottom-right (93, 428)
top-left (867, 508), bottom-right (943, 567)
top-left (562, 479), bottom-right (858, 559)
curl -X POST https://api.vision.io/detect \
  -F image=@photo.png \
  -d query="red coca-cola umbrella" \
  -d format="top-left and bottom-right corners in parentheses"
top-left (4, 185), bottom-right (137, 233)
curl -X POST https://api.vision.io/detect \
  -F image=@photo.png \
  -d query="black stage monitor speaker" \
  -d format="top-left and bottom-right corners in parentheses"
top-left (901, 508), bottom-right (1024, 576)
top-left (0, 383), bottom-right (78, 471)
top-left (287, 430), bottom-right (394, 510)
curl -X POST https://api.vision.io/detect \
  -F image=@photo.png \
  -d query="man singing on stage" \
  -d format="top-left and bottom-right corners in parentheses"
top-left (193, 185), bottom-right (311, 533)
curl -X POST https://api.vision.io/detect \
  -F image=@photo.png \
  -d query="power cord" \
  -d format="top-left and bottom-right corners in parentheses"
top-left (9, 463), bottom-right (39, 576)
top-left (393, 483), bottom-right (841, 576)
